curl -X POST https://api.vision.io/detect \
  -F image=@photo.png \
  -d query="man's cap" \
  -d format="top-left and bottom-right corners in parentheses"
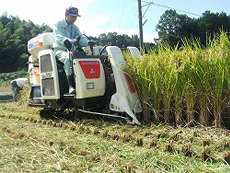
top-left (66, 6), bottom-right (81, 17)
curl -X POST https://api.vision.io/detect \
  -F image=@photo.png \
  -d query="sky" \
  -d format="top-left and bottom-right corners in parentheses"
top-left (0, 0), bottom-right (230, 43)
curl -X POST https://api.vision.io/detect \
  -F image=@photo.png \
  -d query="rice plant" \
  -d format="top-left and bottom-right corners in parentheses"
top-left (125, 32), bottom-right (230, 128)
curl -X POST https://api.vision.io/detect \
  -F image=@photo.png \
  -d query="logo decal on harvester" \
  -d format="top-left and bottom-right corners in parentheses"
top-left (79, 61), bottom-right (100, 79)
top-left (90, 68), bottom-right (95, 74)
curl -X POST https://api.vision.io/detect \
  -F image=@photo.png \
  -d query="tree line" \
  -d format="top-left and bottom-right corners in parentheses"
top-left (0, 14), bottom-right (147, 73)
top-left (0, 14), bottom-right (52, 73)
top-left (1, 10), bottom-right (230, 73)
top-left (156, 10), bottom-right (230, 47)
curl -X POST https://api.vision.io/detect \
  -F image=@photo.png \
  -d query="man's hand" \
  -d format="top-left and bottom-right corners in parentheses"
top-left (88, 40), bottom-right (96, 55)
top-left (71, 36), bottom-right (81, 46)
top-left (64, 39), bottom-right (72, 51)
top-left (71, 38), bottom-right (79, 46)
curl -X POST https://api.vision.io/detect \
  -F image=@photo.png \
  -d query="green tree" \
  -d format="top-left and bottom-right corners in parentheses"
top-left (0, 15), bottom-right (52, 72)
top-left (156, 10), bottom-right (230, 47)
top-left (0, 14), bottom-right (146, 73)
top-left (156, 10), bottom-right (194, 47)
top-left (97, 32), bottom-right (140, 48)
top-left (197, 11), bottom-right (230, 45)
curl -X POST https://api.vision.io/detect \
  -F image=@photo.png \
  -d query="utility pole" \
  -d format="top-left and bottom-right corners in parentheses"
top-left (138, 0), bottom-right (143, 49)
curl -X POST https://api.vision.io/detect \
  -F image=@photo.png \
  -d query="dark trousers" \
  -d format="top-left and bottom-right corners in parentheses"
top-left (10, 81), bottom-right (21, 102)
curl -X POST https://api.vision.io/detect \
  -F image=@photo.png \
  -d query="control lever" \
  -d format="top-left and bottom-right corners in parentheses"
top-left (88, 41), bottom-right (96, 55)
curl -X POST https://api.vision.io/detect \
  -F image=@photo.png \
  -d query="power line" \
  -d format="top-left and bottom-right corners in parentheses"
top-left (129, 9), bottom-right (138, 28)
top-left (102, 0), bottom-right (123, 33)
top-left (95, 2), bottom-right (136, 9)
top-left (142, 0), bottom-right (200, 17)
top-left (119, 0), bottom-right (125, 28)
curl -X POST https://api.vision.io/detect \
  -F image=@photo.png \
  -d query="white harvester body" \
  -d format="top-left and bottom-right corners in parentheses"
top-left (73, 58), bottom-right (106, 99)
top-left (27, 32), bottom-right (142, 124)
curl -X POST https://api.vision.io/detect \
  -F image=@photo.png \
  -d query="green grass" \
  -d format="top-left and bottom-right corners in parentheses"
top-left (0, 70), bottom-right (28, 88)
top-left (0, 102), bottom-right (230, 172)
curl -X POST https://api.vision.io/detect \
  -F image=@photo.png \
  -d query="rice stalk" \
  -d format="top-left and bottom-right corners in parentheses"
top-left (210, 32), bottom-right (230, 127)
top-left (173, 50), bottom-right (187, 125)
top-left (158, 44), bottom-right (178, 124)
top-left (125, 32), bottom-right (230, 128)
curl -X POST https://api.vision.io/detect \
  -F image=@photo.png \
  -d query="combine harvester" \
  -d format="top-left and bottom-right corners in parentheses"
top-left (27, 33), bottom-right (142, 124)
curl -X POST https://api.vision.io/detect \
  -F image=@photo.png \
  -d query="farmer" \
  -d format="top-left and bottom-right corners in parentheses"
top-left (10, 78), bottom-right (29, 102)
top-left (53, 6), bottom-right (89, 94)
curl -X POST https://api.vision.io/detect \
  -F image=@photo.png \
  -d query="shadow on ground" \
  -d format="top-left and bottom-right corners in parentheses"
top-left (0, 92), bottom-right (13, 102)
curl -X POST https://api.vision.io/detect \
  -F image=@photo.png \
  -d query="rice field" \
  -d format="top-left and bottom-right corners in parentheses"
top-left (1, 34), bottom-right (230, 171)
top-left (125, 32), bottom-right (230, 128)
top-left (0, 102), bottom-right (230, 172)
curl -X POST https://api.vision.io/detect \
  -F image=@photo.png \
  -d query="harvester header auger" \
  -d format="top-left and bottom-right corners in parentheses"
top-left (27, 32), bottom-right (142, 125)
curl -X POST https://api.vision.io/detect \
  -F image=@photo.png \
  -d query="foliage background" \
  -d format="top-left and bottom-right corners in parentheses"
top-left (156, 10), bottom-right (230, 47)
top-left (1, 10), bottom-right (230, 73)
top-left (0, 14), bottom-right (147, 73)
top-left (0, 15), bottom-right (52, 73)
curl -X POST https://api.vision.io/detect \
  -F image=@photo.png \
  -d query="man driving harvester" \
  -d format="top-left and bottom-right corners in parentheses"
top-left (53, 6), bottom-right (89, 94)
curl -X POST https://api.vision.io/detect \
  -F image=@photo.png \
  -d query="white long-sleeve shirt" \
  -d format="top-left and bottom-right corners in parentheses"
top-left (13, 78), bottom-right (29, 88)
